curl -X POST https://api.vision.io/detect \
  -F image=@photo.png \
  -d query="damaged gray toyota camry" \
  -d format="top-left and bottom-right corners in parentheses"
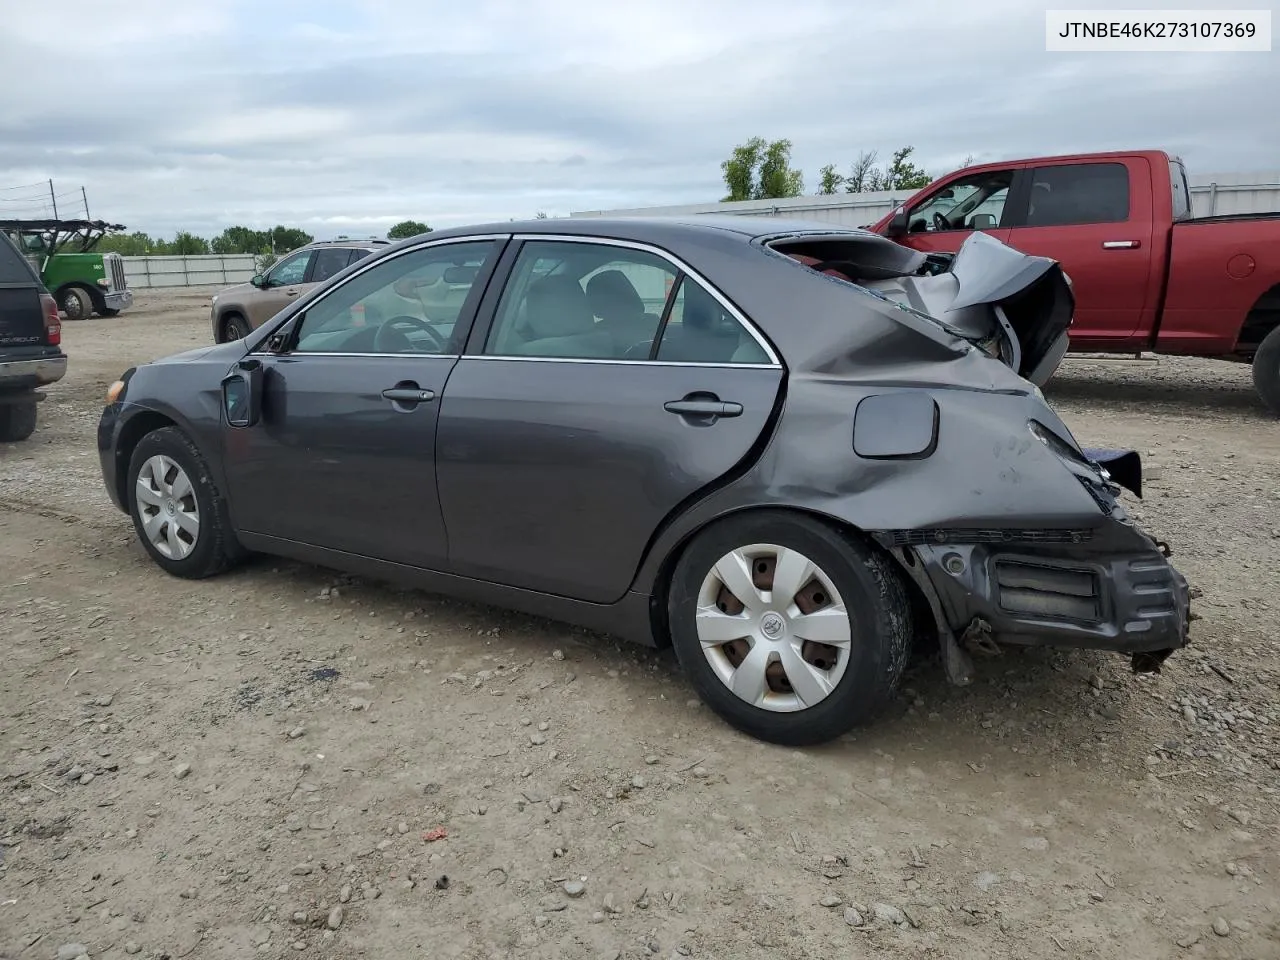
top-left (97, 216), bottom-right (1189, 746)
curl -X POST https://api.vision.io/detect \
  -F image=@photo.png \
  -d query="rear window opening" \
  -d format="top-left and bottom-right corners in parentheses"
top-left (764, 234), bottom-right (945, 286)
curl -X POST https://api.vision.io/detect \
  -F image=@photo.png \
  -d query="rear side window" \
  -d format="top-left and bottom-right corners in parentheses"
top-left (310, 247), bottom-right (353, 283)
top-left (0, 232), bottom-right (37, 284)
top-left (1024, 162), bottom-right (1130, 227)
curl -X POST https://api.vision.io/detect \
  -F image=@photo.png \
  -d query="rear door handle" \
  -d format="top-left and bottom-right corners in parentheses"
top-left (664, 399), bottom-right (743, 418)
top-left (1101, 240), bottom-right (1141, 249)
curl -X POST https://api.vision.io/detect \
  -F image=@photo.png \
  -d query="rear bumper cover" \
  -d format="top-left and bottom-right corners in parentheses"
top-left (0, 354), bottom-right (68, 391)
top-left (908, 537), bottom-right (1189, 655)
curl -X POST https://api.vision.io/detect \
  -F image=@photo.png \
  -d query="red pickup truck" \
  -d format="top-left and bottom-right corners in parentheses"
top-left (867, 150), bottom-right (1280, 414)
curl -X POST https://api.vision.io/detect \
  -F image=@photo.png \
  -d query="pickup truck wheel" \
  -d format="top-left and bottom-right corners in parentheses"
top-left (127, 426), bottom-right (243, 578)
top-left (0, 397), bottom-right (38, 442)
top-left (1252, 323), bottom-right (1280, 416)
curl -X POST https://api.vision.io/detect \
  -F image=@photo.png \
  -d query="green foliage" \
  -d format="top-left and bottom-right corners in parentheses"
top-left (842, 146), bottom-right (933, 192)
top-left (721, 136), bottom-right (804, 201)
top-left (388, 219), bottom-right (431, 240)
top-left (170, 231), bottom-right (210, 255)
top-left (817, 164), bottom-right (844, 195)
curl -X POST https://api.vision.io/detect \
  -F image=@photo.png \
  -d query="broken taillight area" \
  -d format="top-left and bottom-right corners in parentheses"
top-left (40, 292), bottom-right (61, 346)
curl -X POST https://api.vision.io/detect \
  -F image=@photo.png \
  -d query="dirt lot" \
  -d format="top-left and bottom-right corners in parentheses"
top-left (2, 287), bottom-right (1278, 960)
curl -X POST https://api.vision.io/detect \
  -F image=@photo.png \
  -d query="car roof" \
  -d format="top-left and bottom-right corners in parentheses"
top-left (416, 214), bottom-right (869, 246)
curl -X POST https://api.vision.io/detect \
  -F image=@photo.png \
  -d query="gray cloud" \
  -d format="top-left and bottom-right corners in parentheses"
top-left (1, 0), bottom-right (1275, 239)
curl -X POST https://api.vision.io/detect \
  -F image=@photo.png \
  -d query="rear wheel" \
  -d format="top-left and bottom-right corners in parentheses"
top-left (127, 426), bottom-right (243, 578)
top-left (1252, 323), bottom-right (1280, 416)
top-left (0, 397), bottom-right (38, 442)
top-left (60, 286), bottom-right (96, 321)
top-left (221, 313), bottom-right (250, 342)
top-left (666, 511), bottom-right (912, 746)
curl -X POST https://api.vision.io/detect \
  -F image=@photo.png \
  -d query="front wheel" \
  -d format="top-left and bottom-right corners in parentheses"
top-left (126, 426), bottom-right (243, 578)
top-left (1252, 322), bottom-right (1280, 416)
top-left (666, 511), bottom-right (913, 746)
top-left (61, 286), bottom-right (96, 321)
top-left (221, 313), bottom-right (250, 342)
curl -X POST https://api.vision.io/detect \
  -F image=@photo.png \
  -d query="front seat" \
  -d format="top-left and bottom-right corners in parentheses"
top-left (585, 270), bottom-right (659, 352)
top-left (518, 276), bottom-right (615, 358)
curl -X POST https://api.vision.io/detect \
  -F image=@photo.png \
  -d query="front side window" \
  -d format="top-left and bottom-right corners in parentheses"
top-left (290, 240), bottom-right (498, 355)
top-left (907, 170), bottom-right (1015, 232)
top-left (1024, 162), bottom-right (1130, 227)
top-left (264, 250), bottom-right (311, 287)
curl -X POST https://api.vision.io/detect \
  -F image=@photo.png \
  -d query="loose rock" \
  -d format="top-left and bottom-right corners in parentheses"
top-left (173, 762), bottom-right (191, 780)
top-left (819, 894), bottom-right (843, 907)
top-left (563, 880), bottom-right (586, 897)
top-left (328, 905), bottom-right (345, 930)
top-left (58, 946), bottom-right (89, 960)
top-left (1213, 917), bottom-right (1230, 937)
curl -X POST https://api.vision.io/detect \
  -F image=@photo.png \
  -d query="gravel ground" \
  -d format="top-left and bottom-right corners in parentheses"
top-left (2, 288), bottom-right (1278, 960)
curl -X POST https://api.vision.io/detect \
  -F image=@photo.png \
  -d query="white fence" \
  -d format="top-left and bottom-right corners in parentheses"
top-left (572, 171), bottom-right (1280, 226)
top-left (121, 254), bottom-right (257, 289)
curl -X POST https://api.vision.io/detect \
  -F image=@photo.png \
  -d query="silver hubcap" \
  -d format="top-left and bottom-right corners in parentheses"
top-left (696, 543), bottom-right (852, 713)
top-left (135, 455), bottom-right (199, 560)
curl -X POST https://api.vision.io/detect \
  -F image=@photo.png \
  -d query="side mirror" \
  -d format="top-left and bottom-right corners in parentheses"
top-left (885, 207), bottom-right (909, 238)
top-left (250, 274), bottom-right (265, 288)
top-left (222, 359), bottom-right (263, 428)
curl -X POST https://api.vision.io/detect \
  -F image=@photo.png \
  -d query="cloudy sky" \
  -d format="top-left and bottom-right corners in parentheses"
top-left (1, 0), bottom-right (1276, 240)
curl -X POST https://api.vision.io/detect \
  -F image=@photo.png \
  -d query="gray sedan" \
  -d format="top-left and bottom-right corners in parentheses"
top-left (97, 216), bottom-right (1189, 745)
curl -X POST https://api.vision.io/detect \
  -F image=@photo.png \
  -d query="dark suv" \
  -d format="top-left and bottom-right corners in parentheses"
top-left (0, 230), bottom-right (65, 442)
top-left (209, 238), bottom-right (390, 342)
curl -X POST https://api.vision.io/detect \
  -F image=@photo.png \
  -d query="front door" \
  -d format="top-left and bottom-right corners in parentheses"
top-left (893, 165), bottom-right (1021, 255)
top-left (245, 248), bottom-right (314, 328)
top-left (436, 237), bottom-right (784, 603)
top-left (1004, 158), bottom-right (1156, 346)
top-left (222, 238), bottom-right (505, 567)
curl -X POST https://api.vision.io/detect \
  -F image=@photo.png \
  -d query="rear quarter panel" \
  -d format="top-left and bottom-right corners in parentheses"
top-left (1160, 215), bottom-right (1280, 354)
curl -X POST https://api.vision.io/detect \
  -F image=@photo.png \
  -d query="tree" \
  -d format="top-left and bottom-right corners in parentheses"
top-left (720, 136), bottom-right (804, 202)
top-left (817, 164), bottom-right (844, 195)
top-left (388, 219), bottom-right (431, 240)
top-left (171, 231), bottom-right (210, 256)
top-left (882, 146), bottom-right (932, 190)
top-left (534, 211), bottom-right (549, 220)
top-left (270, 225), bottom-right (312, 252)
top-left (844, 151), bottom-right (879, 193)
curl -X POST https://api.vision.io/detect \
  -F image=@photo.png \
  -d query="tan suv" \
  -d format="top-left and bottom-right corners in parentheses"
top-left (210, 238), bottom-right (390, 342)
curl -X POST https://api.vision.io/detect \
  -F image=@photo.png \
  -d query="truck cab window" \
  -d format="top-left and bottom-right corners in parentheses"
top-left (1025, 162), bottom-right (1130, 227)
top-left (907, 170), bottom-right (1014, 233)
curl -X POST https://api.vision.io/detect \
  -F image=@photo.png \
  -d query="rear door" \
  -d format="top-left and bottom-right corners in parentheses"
top-left (246, 248), bottom-right (314, 328)
top-left (1004, 158), bottom-right (1156, 344)
top-left (892, 164), bottom-right (1024, 254)
top-left (435, 236), bottom-right (783, 603)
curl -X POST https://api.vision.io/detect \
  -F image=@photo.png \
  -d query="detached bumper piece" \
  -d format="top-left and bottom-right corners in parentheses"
top-left (908, 539), bottom-right (1190, 661)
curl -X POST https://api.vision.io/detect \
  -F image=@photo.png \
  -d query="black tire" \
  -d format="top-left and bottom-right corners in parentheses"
top-left (1252, 322), bottom-right (1280, 416)
top-left (126, 426), bottom-right (244, 578)
top-left (667, 510), bottom-right (912, 746)
top-left (221, 313), bottom-right (250, 342)
top-left (60, 286), bottom-right (96, 321)
top-left (0, 397), bottom-right (38, 442)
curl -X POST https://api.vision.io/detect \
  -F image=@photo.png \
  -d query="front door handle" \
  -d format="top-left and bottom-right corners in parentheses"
top-left (664, 399), bottom-right (743, 418)
top-left (1101, 240), bottom-right (1141, 249)
top-left (382, 385), bottom-right (436, 404)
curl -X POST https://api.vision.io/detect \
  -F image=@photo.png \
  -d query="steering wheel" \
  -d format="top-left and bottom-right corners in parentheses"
top-left (932, 212), bottom-right (951, 232)
top-left (372, 315), bottom-right (448, 353)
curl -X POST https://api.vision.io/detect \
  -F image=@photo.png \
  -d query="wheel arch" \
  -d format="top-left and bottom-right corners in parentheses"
top-left (642, 503), bottom-right (936, 651)
top-left (113, 409), bottom-right (181, 510)
top-left (1238, 282), bottom-right (1280, 352)
top-left (216, 307), bottom-right (250, 342)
